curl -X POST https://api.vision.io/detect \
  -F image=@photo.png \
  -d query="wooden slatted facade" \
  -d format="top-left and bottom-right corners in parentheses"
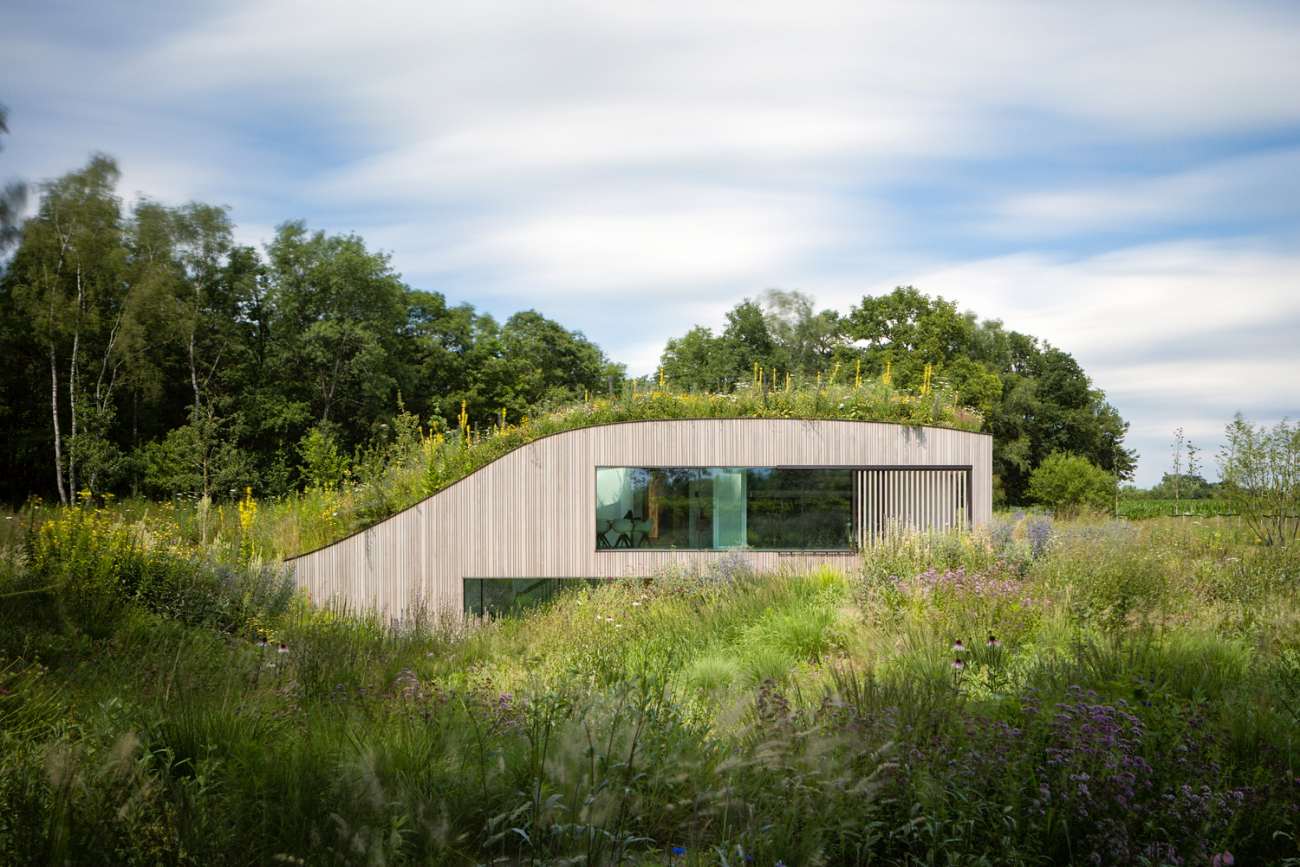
top-left (857, 468), bottom-right (970, 544)
top-left (287, 418), bottom-right (993, 617)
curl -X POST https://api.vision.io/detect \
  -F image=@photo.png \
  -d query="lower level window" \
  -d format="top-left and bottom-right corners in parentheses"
top-left (596, 467), bottom-right (853, 551)
top-left (464, 578), bottom-right (606, 617)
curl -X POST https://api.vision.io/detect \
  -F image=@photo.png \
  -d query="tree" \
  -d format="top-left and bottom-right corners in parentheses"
top-left (1027, 452), bottom-right (1115, 516)
top-left (0, 156), bottom-right (639, 503)
top-left (168, 202), bottom-right (237, 422)
top-left (137, 414), bottom-right (251, 500)
top-left (1218, 414), bottom-right (1299, 546)
top-left (0, 103), bottom-right (28, 262)
top-left (490, 309), bottom-right (610, 417)
top-left (7, 154), bottom-right (138, 502)
top-left (758, 289), bottom-right (846, 378)
top-left (721, 299), bottom-right (781, 377)
top-left (1146, 473), bottom-right (1213, 501)
top-left (266, 222), bottom-right (406, 444)
top-left (849, 286), bottom-right (966, 361)
top-left (661, 325), bottom-right (731, 391)
top-left (124, 200), bottom-right (250, 498)
top-left (966, 318), bottom-right (1135, 504)
top-left (0, 269), bottom-right (48, 500)
top-left (847, 287), bottom-right (1002, 413)
top-left (848, 288), bottom-right (1121, 504)
top-left (659, 298), bottom-right (783, 392)
top-left (398, 289), bottom-right (497, 427)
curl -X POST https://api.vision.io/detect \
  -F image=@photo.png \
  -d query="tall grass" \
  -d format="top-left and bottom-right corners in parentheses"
top-left (2, 506), bottom-right (1299, 864)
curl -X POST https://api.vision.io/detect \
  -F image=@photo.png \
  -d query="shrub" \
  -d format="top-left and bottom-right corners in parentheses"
top-left (1028, 451), bottom-right (1115, 516)
top-left (20, 507), bottom-right (294, 639)
top-left (1218, 414), bottom-right (1300, 545)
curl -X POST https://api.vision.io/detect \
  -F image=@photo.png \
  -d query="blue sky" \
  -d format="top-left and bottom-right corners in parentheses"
top-left (3, 0), bottom-right (1299, 485)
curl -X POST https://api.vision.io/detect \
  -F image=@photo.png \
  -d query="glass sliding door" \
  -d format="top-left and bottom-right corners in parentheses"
top-left (711, 469), bottom-right (747, 549)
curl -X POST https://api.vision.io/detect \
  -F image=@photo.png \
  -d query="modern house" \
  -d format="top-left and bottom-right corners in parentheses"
top-left (287, 417), bottom-right (993, 618)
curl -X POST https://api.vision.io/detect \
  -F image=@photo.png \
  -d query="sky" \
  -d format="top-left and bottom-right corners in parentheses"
top-left (2, 0), bottom-right (1298, 486)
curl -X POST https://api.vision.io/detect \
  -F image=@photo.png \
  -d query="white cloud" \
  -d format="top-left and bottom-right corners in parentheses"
top-left (918, 242), bottom-right (1300, 357)
top-left (114, 0), bottom-right (1300, 168)
top-left (916, 242), bottom-right (1300, 484)
top-left (4, 0), bottom-right (1300, 490)
top-left (990, 148), bottom-right (1300, 238)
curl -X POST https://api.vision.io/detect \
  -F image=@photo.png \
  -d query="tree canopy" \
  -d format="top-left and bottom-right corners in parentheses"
top-left (658, 287), bottom-right (1137, 505)
top-left (0, 156), bottom-right (621, 503)
top-left (0, 103), bottom-right (28, 260)
top-left (0, 148), bottom-right (1136, 509)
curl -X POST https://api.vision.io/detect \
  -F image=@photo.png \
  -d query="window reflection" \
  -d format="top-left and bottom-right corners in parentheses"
top-left (595, 467), bottom-right (853, 551)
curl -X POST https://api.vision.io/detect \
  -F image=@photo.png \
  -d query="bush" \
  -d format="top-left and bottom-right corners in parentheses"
top-left (19, 507), bottom-right (294, 639)
top-left (1219, 413), bottom-right (1300, 545)
top-left (1028, 451), bottom-right (1114, 516)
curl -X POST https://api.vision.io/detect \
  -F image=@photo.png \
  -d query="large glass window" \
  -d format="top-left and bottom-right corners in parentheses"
top-left (595, 467), bottom-right (853, 551)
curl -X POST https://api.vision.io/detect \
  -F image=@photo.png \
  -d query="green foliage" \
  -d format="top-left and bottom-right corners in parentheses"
top-left (491, 309), bottom-right (612, 414)
top-left (297, 426), bottom-right (350, 492)
top-left (137, 418), bottom-right (251, 499)
top-left (1118, 498), bottom-right (1238, 519)
top-left (659, 298), bottom-right (784, 392)
top-left (758, 289), bottom-right (844, 378)
top-left (1219, 413), bottom-right (1300, 545)
top-left (1, 175), bottom-right (627, 505)
top-left (0, 103), bottom-right (27, 258)
top-left (1027, 451), bottom-right (1114, 515)
top-left (5, 153), bottom-right (136, 503)
top-left (1, 154), bottom-right (1134, 517)
top-left (12, 506), bottom-right (293, 640)
top-left (1126, 472), bottom-right (1217, 501)
top-left (3, 516), bottom-right (1300, 863)
top-left (979, 335), bottom-right (1134, 505)
top-left (266, 220), bottom-right (408, 430)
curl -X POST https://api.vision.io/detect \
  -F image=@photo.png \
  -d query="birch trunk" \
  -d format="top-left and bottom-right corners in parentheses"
top-left (49, 345), bottom-right (68, 506)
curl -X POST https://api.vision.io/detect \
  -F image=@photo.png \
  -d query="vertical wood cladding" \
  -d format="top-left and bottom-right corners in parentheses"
top-left (856, 468), bottom-right (969, 545)
top-left (287, 419), bottom-right (993, 617)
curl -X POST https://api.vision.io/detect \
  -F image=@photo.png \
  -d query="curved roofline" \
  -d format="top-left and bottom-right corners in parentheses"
top-left (286, 416), bottom-right (991, 562)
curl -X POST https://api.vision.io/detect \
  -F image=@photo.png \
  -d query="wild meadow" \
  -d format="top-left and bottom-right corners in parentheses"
top-left (2, 496), bottom-right (1298, 866)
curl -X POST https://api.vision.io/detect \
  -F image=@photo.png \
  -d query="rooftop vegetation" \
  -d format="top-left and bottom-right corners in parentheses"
top-left (293, 378), bottom-right (981, 557)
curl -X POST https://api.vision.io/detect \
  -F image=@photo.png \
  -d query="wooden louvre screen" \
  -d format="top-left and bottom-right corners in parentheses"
top-left (855, 468), bottom-right (969, 545)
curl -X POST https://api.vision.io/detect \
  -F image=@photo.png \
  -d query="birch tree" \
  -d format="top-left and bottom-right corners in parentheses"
top-left (8, 155), bottom-right (133, 501)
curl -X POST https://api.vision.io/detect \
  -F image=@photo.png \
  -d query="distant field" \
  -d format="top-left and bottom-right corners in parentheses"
top-left (1118, 498), bottom-right (1237, 519)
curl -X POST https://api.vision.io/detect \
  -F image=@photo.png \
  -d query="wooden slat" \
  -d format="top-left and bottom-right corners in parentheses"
top-left (287, 418), bottom-right (994, 617)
